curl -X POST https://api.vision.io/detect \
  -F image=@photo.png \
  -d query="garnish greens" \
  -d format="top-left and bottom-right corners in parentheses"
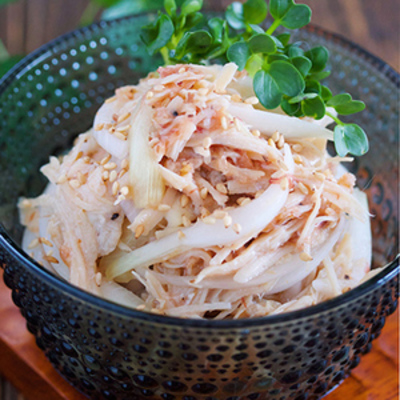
top-left (140, 0), bottom-right (368, 157)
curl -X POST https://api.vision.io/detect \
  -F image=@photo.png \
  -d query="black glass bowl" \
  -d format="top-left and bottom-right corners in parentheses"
top-left (0, 13), bottom-right (399, 400)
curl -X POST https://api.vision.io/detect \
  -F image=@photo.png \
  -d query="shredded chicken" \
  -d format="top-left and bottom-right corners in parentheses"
top-left (19, 63), bottom-right (373, 318)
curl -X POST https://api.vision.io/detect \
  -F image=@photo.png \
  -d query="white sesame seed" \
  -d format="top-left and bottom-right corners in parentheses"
top-left (251, 129), bottom-right (261, 137)
top-left (100, 154), bottom-right (111, 165)
top-left (95, 123), bottom-right (105, 131)
top-left (178, 230), bottom-right (185, 239)
top-left (182, 215), bottom-right (191, 227)
top-left (232, 223), bottom-right (242, 234)
top-left (120, 186), bottom-right (129, 196)
top-left (231, 94), bottom-right (242, 102)
top-left (158, 204), bottom-right (171, 211)
top-left (221, 116), bottom-right (228, 130)
top-left (136, 304), bottom-right (146, 310)
top-left (146, 91), bottom-right (154, 99)
top-left (109, 170), bottom-right (118, 183)
top-left (180, 164), bottom-right (192, 175)
top-left (39, 237), bottom-right (53, 247)
top-left (200, 187), bottom-right (208, 199)
top-left (118, 168), bottom-right (127, 179)
top-left (121, 159), bottom-right (129, 169)
top-left (237, 197), bottom-right (251, 206)
top-left (102, 171), bottom-right (109, 181)
top-left (244, 96), bottom-right (259, 105)
top-left (255, 190), bottom-right (263, 199)
top-left (277, 134), bottom-right (285, 149)
top-left (180, 194), bottom-right (189, 208)
top-left (223, 215), bottom-right (232, 228)
top-left (216, 183), bottom-right (228, 194)
top-left (202, 136), bottom-right (212, 149)
top-left (43, 255), bottom-right (59, 264)
top-left (178, 67), bottom-right (186, 74)
top-left (135, 224), bottom-right (144, 239)
top-left (268, 138), bottom-right (276, 148)
top-left (28, 238), bottom-right (39, 249)
top-left (202, 216), bottom-right (216, 225)
top-left (104, 162), bottom-right (117, 170)
top-left (112, 181), bottom-right (120, 196)
top-left (292, 144), bottom-right (303, 152)
top-left (69, 179), bottom-right (81, 189)
top-left (213, 210), bottom-right (227, 219)
top-left (298, 182), bottom-right (309, 195)
top-left (272, 131), bottom-right (280, 142)
top-left (114, 132), bottom-right (127, 141)
top-left (280, 177), bottom-right (289, 191)
top-left (95, 272), bottom-right (102, 287)
top-left (83, 156), bottom-right (91, 163)
top-left (300, 252), bottom-right (313, 261)
top-left (116, 124), bottom-right (131, 134)
top-left (56, 174), bottom-right (67, 184)
top-left (117, 112), bottom-right (131, 124)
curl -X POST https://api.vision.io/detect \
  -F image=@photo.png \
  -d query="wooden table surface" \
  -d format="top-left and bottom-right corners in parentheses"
top-left (0, 0), bottom-right (399, 399)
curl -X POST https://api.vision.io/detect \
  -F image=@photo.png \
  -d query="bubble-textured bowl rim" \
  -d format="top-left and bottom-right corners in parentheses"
top-left (0, 15), bottom-right (399, 328)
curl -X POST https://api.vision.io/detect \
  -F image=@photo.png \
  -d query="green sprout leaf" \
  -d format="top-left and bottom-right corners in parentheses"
top-left (321, 85), bottom-right (333, 101)
top-left (243, 0), bottom-right (268, 24)
top-left (335, 100), bottom-right (365, 115)
top-left (226, 2), bottom-right (245, 30)
top-left (140, 14), bottom-right (174, 55)
top-left (269, 60), bottom-right (305, 96)
top-left (288, 92), bottom-right (318, 104)
top-left (269, 0), bottom-right (293, 20)
top-left (276, 33), bottom-right (291, 46)
top-left (301, 95), bottom-right (326, 119)
top-left (254, 69), bottom-right (283, 109)
top-left (164, 0), bottom-right (177, 16)
top-left (175, 30), bottom-right (212, 59)
top-left (327, 93), bottom-right (352, 106)
top-left (248, 34), bottom-right (276, 54)
top-left (227, 42), bottom-right (251, 70)
top-left (288, 45), bottom-right (304, 58)
top-left (327, 93), bottom-right (366, 115)
top-left (281, 3), bottom-right (311, 29)
top-left (305, 46), bottom-right (329, 72)
top-left (334, 124), bottom-right (369, 156)
top-left (181, 0), bottom-right (203, 16)
top-left (291, 56), bottom-right (312, 77)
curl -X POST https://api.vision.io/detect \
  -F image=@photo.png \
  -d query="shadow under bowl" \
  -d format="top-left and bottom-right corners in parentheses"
top-left (0, 13), bottom-right (399, 400)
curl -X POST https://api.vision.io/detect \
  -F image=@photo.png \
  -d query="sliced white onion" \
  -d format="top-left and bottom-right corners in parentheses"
top-left (228, 104), bottom-right (334, 140)
top-left (348, 188), bottom-right (372, 271)
top-left (129, 100), bottom-right (165, 208)
top-left (106, 146), bottom-right (294, 280)
top-left (92, 97), bottom-right (136, 159)
top-left (100, 280), bottom-right (144, 308)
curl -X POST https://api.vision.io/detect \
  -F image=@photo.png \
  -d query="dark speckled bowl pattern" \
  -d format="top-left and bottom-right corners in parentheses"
top-left (0, 13), bottom-right (399, 400)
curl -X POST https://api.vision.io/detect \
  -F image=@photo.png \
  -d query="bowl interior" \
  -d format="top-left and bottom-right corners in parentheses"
top-left (0, 16), bottom-right (398, 270)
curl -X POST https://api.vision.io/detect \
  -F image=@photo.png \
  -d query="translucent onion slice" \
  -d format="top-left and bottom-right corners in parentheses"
top-left (348, 188), bottom-right (372, 270)
top-left (129, 100), bottom-right (165, 209)
top-left (106, 145), bottom-right (294, 280)
top-left (228, 104), bottom-right (334, 140)
top-left (93, 99), bottom-right (132, 159)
